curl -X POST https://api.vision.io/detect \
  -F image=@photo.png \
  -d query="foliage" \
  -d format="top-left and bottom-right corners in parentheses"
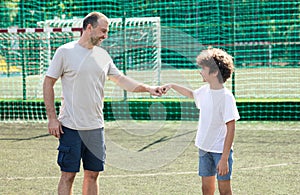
top-left (0, 0), bottom-right (20, 28)
top-left (0, 0), bottom-right (299, 66)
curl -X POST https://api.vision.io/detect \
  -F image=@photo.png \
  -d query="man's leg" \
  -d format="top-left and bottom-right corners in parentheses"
top-left (201, 176), bottom-right (216, 195)
top-left (57, 127), bottom-right (81, 195)
top-left (218, 180), bottom-right (232, 195)
top-left (82, 170), bottom-right (100, 195)
top-left (58, 171), bottom-right (76, 195)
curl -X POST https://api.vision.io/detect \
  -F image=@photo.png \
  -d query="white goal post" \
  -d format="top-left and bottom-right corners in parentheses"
top-left (0, 17), bottom-right (161, 100)
top-left (38, 17), bottom-right (162, 87)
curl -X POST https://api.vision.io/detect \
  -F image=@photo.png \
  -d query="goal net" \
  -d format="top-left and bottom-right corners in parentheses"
top-left (0, 17), bottom-right (161, 101)
top-left (0, 17), bottom-right (161, 120)
top-left (0, 1), bottom-right (299, 122)
top-left (38, 17), bottom-right (162, 100)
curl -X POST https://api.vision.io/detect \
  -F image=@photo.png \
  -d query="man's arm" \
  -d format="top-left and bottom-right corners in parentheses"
top-left (43, 76), bottom-right (63, 138)
top-left (162, 83), bottom-right (194, 98)
top-left (109, 74), bottom-right (162, 96)
top-left (43, 76), bottom-right (57, 120)
top-left (217, 120), bottom-right (235, 176)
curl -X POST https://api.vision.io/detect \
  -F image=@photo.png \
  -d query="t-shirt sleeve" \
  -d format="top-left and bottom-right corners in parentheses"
top-left (224, 94), bottom-right (240, 123)
top-left (193, 89), bottom-right (200, 109)
top-left (46, 47), bottom-right (64, 79)
top-left (193, 86), bottom-right (206, 109)
top-left (107, 60), bottom-right (121, 76)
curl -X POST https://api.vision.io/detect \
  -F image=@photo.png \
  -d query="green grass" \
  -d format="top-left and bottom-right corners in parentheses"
top-left (0, 121), bottom-right (299, 194)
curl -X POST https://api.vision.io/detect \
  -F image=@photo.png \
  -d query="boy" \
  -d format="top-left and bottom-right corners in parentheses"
top-left (162, 48), bottom-right (240, 195)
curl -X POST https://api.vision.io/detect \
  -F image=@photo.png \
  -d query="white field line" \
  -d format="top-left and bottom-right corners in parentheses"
top-left (0, 162), bottom-right (299, 181)
top-left (239, 162), bottom-right (299, 171)
top-left (0, 171), bottom-right (196, 181)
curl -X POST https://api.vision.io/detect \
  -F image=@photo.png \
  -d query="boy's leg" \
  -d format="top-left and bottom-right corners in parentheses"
top-left (214, 150), bottom-right (233, 195)
top-left (218, 180), bottom-right (232, 195)
top-left (202, 176), bottom-right (216, 195)
top-left (199, 150), bottom-right (217, 194)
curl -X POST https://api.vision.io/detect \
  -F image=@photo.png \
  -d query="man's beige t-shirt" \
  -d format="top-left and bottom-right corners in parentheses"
top-left (46, 41), bottom-right (121, 130)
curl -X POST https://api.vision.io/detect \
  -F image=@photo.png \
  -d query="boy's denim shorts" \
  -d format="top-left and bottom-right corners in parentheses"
top-left (198, 149), bottom-right (233, 180)
top-left (57, 126), bottom-right (106, 172)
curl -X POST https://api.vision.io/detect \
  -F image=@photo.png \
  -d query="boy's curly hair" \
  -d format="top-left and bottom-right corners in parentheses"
top-left (196, 48), bottom-right (234, 83)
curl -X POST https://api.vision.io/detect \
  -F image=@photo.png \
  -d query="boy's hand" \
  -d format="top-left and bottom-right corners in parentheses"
top-left (216, 158), bottom-right (229, 176)
top-left (161, 84), bottom-right (172, 94)
top-left (147, 86), bottom-right (163, 96)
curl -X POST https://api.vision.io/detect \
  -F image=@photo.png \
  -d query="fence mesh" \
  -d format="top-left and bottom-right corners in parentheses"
top-left (0, 0), bottom-right (299, 121)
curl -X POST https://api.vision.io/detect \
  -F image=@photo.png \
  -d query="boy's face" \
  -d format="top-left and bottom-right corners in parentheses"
top-left (199, 65), bottom-right (210, 82)
top-left (199, 65), bottom-right (218, 83)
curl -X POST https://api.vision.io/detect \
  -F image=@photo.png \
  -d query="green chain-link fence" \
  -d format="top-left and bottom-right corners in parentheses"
top-left (0, 0), bottom-right (299, 121)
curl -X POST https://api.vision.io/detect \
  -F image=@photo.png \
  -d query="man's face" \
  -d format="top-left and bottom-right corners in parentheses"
top-left (90, 19), bottom-right (109, 46)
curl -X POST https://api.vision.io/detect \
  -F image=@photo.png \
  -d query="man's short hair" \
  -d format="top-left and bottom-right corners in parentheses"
top-left (82, 12), bottom-right (109, 30)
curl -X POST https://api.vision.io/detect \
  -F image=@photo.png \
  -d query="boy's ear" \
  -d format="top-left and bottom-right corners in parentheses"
top-left (212, 70), bottom-right (219, 77)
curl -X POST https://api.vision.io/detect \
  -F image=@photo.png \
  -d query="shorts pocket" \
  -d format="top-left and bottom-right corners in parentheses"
top-left (57, 145), bottom-right (71, 167)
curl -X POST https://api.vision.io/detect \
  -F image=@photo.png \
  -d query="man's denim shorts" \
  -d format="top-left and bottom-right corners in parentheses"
top-left (198, 149), bottom-right (233, 180)
top-left (57, 126), bottom-right (106, 172)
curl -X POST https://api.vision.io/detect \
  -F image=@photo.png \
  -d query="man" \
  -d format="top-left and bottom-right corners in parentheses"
top-left (43, 12), bottom-right (162, 195)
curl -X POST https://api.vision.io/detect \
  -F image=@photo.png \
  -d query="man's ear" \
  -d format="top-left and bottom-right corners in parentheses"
top-left (86, 23), bottom-right (93, 31)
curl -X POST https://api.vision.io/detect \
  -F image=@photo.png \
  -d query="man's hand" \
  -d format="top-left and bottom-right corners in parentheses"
top-left (147, 86), bottom-right (163, 96)
top-left (48, 119), bottom-right (64, 139)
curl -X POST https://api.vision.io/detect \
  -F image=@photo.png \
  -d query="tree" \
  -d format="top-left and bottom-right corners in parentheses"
top-left (0, 0), bottom-right (20, 28)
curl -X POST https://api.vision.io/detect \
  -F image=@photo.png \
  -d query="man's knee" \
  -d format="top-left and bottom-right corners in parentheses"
top-left (61, 171), bottom-right (76, 183)
top-left (84, 170), bottom-right (99, 181)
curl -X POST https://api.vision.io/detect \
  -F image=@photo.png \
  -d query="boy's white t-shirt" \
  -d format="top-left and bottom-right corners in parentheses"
top-left (193, 84), bottom-right (240, 153)
top-left (46, 41), bottom-right (121, 130)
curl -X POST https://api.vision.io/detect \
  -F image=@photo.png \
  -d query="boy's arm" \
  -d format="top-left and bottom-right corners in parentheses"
top-left (162, 83), bottom-right (194, 98)
top-left (217, 120), bottom-right (235, 176)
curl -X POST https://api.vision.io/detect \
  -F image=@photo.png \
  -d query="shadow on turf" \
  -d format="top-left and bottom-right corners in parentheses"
top-left (0, 133), bottom-right (50, 141)
top-left (138, 130), bottom-right (195, 152)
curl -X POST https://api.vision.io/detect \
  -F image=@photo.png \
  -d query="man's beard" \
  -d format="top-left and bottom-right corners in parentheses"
top-left (91, 37), bottom-right (101, 46)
